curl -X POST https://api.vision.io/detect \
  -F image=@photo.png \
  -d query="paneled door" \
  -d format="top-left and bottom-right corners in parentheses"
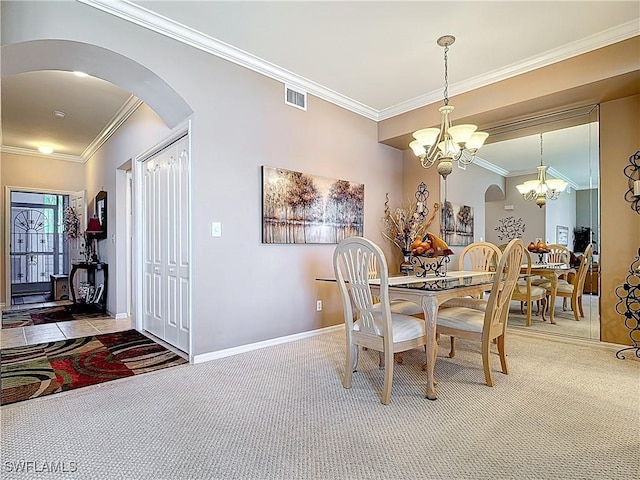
top-left (142, 134), bottom-right (190, 353)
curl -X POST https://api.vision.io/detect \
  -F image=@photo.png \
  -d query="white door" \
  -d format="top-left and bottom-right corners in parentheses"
top-left (141, 135), bottom-right (190, 352)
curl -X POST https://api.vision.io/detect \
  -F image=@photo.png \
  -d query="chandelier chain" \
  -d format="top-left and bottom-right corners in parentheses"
top-left (540, 133), bottom-right (544, 166)
top-left (443, 44), bottom-right (449, 106)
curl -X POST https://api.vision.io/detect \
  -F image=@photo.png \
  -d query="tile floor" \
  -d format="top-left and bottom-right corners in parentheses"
top-left (0, 300), bottom-right (133, 350)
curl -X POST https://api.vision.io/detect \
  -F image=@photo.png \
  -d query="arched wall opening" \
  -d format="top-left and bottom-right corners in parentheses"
top-left (1, 39), bottom-right (193, 316)
top-left (1, 39), bottom-right (193, 127)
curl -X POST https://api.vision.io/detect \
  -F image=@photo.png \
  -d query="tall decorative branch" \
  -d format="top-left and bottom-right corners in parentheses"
top-left (382, 185), bottom-right (439, 253)
top-left (615, 247), bottom-right (640, 360)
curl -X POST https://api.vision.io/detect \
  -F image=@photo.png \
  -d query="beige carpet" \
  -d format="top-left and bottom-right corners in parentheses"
top-left (1, 327), bottom-right (637, 480)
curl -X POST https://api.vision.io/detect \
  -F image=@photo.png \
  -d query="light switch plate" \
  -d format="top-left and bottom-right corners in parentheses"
top-left (211, 222), bottom-right (222, 237)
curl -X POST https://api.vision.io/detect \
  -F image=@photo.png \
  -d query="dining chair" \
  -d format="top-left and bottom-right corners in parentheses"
top-left (436, 238), bottom-right (525, 387)
top-left (458, 241), bottom-right (502, 273)
top-left (333, 237), bottom-right (427, 405)
top-left (441, 241), bottom-right (502, 357)
top-left (539, 243), bottom-right (593, 322)
top-left (511, 249), bottom-right (547, 326)
top-left (368, 255), bottom-right (423, 316)
top-left (532, 243), bottom-right (572, 286)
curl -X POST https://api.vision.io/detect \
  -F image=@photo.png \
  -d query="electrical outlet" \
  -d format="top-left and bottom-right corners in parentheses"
top-left (316, 300), bottom-right (322, 312)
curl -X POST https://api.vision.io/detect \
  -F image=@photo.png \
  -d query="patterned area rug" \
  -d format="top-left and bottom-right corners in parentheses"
top-left (0, 329), bottom-right (187, 405)
top-left (1, 305), bottom-right (110, 329)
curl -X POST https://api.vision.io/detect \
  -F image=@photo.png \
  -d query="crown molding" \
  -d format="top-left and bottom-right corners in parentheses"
top-left (0, 145), bottom-right (83, 163)
top-left (80, 1), bottom-right (635, 126)
top-left (78, 0), bottom-right (379, 120)
top-left (472, 156), bottom-right (509, 177)
top-left (82, 95), bottom-right (142, 160)
top-left (378, 21), bottom-right (639, 121)
top-left (505, 166), bottom-right (580, 191)
top-left (547, 166), bottom-right (580, 190)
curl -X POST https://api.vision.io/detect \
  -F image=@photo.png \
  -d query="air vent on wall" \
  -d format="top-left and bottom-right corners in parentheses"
top-left (285, 85), bottom-right (307, 111)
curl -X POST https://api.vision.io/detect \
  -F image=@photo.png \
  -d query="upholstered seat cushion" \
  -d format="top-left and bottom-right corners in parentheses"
top-left (389, 300), bottom-right (424, 316)
top-left (353, 312), bottom-right (426, 342)
top-left (436, 306), bottom-right (485, 333)
top-left (440, 297), bottom-right (488, 311)
top-left (372, 300), bottom-right (423, 316)
top-left (515, 284), bottom-right (547, 297)
top-left (538, 281), bottom-right (574, 294)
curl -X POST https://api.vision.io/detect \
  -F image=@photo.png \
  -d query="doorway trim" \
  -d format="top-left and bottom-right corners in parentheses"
top-left (132, 120), bottom-right (192, 361)
top-left (4, 186), bottom-right (77, 308)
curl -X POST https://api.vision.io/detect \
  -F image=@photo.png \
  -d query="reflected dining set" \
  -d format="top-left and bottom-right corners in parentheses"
top-left (328, 236), bottom-right (593, 404)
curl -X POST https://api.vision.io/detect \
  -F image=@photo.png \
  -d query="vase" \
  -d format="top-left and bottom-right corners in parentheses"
top-left (400, 251), bottom-right (413, 276)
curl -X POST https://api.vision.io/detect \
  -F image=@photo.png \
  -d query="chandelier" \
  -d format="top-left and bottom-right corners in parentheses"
top-left (409, 35), bottom-right (489, 178)
top-left (515, 133), bottom-right (568, 208)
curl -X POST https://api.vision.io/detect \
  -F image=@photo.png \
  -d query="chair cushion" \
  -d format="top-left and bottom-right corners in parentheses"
top-left (354, 312), bottom-right (426, 342)
top-left (538, 282), bottom-right (574, 294)
top-left (372, 300), bottom-right (423, 316)
top-left (529, 285), bottom-right (547, 297)
top-left (440, 297), bottom-right (488, 311)
top-left (515, 284), bottom-right (547, 297)
top-left (437, 306), bottom-right (485, 333)
top-left (389, 300), bottom-right (423, 316)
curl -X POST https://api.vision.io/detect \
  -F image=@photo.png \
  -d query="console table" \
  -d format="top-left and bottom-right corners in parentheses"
top-left (69, 262), bottom-right (108, 314)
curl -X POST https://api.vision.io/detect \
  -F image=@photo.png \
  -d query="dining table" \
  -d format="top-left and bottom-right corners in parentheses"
top-left (523, 263), bottom-right (574, 324)
top-left (319, 270), bottom-right (499, 401)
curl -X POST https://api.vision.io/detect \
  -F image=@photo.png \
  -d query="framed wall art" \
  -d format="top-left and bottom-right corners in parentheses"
top-left (441, 201), bottom-right (474, 246)
top-left (556, 225), bottom-right (569, 246)
top-left (262, 166), bottom-right (364, 244)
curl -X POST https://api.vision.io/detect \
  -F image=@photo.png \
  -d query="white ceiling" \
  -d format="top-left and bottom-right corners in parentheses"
top-left (1, 0), bottom-right (638, 181)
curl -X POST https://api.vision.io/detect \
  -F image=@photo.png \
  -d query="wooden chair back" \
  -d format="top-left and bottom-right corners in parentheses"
top-left (333, 237), bottom-right (391, 338)
top-left (573, 243), bottom-right (593, 295)
top-left (458, 241), bottom-right (502, 272)
top-left (512, 249), bottom-right (547, 325)
top-left (484, 239), bottom-right (526, 334)
top-left (546, 244), bottom-right (571, 267)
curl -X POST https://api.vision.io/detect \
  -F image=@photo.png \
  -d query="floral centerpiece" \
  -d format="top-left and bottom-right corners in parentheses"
top-left (381, 194), bottom-right (441, 254)
top-left (63, 207), bottom-right (81, 240)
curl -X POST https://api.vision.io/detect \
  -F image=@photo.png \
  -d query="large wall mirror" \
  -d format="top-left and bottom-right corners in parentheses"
top-left (479, 105), bottom-right (600, 341)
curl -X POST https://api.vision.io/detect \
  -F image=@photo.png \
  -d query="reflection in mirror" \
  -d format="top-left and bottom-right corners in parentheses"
top-left (480, 105), bottom-right (600, 341)
top-left (95, 191), bottom-right (107, 239)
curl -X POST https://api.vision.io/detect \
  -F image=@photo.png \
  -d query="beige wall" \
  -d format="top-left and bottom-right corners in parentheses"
top-left (2, 2), bottom-right (638, 352)
top-left (599, 94), bottom-right (640, 345)
top-left (0, 152), bottom-right (86, 305)
top-left (1, 1), bottom-right (405, 356)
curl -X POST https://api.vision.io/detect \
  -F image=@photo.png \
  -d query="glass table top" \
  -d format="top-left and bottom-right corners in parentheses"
top-left (318, 271), bottom-right (499, 292)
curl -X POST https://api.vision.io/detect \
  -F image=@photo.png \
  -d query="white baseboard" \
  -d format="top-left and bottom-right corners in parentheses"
top-left (193, 324), bottom-right (344, 364)
top-left (114, 312), bottom-right (130, 320)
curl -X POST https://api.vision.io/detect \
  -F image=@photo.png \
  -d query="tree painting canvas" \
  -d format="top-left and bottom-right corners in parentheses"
top-left (262, 166), bottom-right (364, 244)
top-left (441, 201), bottom-right (474, 246)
